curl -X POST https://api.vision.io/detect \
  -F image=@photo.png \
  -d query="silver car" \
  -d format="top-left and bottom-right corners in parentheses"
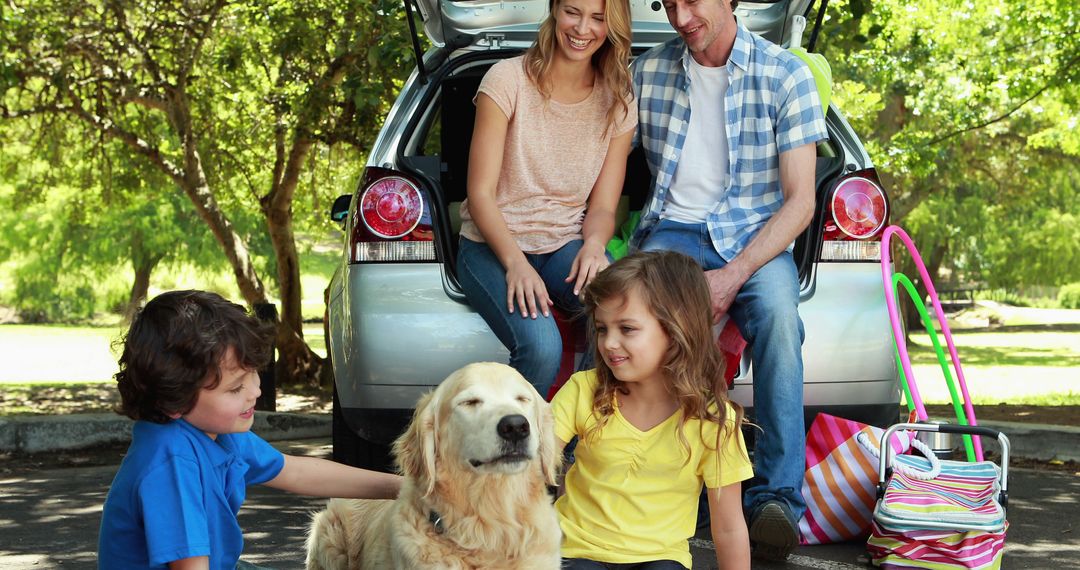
top-left (326, 0), bottom-right (899, 469)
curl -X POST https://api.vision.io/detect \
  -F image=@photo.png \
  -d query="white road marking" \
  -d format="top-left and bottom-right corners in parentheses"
top-left (689, 538), bottom-right (868, 570)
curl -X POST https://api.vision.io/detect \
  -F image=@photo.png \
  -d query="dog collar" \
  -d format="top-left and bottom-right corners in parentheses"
top-left (428, 510), bottom-right (445, 534)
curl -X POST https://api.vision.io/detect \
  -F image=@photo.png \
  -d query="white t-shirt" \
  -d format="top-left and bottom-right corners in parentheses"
top-left (663, 57), bottom-right (730, 224)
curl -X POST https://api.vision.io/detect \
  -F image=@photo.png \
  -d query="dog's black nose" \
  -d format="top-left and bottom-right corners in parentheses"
top-left (497, 414), bottom-right (530, 442)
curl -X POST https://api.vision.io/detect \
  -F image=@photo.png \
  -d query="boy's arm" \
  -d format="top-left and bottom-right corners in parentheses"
top-left (168, 556), bottom-right (209, 570)
top-left (262, 455), bottom-right (402, 499)
top-left (708, 483), bottom-right (751, 570)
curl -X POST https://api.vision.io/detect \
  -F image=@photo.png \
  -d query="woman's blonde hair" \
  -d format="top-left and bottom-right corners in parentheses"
top-left (523, 0), bottom-right (634, 136)
top-left (580, 250), bottom-right (744, 454)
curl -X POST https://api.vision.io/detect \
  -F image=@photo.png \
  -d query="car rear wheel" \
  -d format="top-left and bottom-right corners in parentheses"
top-left (331, 386), bottom-right (395, 472)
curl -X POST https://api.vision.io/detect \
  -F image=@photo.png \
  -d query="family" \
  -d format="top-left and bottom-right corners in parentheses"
top-left (95, 0), bottom-right (826, 568)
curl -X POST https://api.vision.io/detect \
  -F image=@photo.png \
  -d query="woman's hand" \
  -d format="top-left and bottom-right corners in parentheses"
top-left (506, 257), bottom-right (552, 318)
top-left (566, 240), bottom-right (610, 296)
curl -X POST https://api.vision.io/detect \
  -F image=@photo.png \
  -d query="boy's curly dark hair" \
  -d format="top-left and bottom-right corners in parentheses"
top-left (114, 290), bottom-right (275, 423)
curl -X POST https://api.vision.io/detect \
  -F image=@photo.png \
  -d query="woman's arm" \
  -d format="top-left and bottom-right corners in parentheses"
top-left (708, 483), bottom-right (751, 569)
top-left (566, 129), bottom-right (634, 294)
top-left (466, 93), bottom-right (552, 319)
top-left (262, 455), bottom-right (402, 499)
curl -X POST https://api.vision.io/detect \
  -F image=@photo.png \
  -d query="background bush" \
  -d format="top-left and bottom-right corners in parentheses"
top-left (1059, 283), bottom-right (1080, 310)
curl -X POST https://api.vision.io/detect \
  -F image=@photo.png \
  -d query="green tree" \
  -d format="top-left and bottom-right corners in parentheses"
top-left (0, 121), bottom-right (224, 320)
top-left (820, 0), bottom-right (1080, 292)
top-left (1, 0), bottom-right (416, 383)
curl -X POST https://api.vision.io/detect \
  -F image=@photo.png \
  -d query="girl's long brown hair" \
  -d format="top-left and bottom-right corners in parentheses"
top-left (523, 0), bottom-right (634, 136)
top-left (580, 250), bottom-right (745, 456)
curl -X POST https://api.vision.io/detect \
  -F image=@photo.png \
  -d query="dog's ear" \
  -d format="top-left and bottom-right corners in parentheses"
top-left (535, 395), bottom-right (561, 487)
top-left (394, 389), bottom-right (439, 496)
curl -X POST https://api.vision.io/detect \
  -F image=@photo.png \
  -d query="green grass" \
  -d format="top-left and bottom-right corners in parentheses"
top-left (0, 233), bottom-right (342, 323)
top-left (909, 331), bottom-right (1079, 368)
top-left (906, 327), bottom-right (1080, 406)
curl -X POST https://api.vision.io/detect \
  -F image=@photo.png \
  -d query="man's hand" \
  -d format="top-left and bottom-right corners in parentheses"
top-left (704, 264), bottom-right (751, 321)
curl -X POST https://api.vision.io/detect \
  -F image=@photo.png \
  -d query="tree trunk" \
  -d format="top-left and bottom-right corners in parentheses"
top-left (264, 135), bottom-right (324, 387)
top-left (266, 189), bottom-right (305, 336)
top-left (900, 241), bottom-right (949, 338)
top-left (124, 255), bottom-right (161, 321)
top-left (162, 83), bottom-right (268, 309)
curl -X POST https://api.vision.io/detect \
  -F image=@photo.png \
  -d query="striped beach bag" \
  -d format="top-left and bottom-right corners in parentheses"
top-left (798, 414), bottom-right (921, 544)
top-left (868, 423), bottom-right (1010, 569)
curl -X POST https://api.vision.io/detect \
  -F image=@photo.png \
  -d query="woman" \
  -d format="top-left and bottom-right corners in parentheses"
top-left (457, 0), bottom-right (636, 398)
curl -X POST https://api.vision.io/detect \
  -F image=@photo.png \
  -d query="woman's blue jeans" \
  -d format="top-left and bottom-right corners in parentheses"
top-left (457, 237), bottom-right (585, 398)
top-left (640, 219), bottom-right (808, 521)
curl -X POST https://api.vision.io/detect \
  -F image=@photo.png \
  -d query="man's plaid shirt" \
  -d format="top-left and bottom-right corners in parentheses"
top-left (630, 24), bottom-right (828, 261)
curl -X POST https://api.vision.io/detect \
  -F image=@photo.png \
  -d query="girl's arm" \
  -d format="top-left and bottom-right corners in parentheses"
top-left (168, 556), bottom-right (209, 570)
top-left (467, 93), bottom-right (552, 319)
top-left (708, 482), bottom-right (751, 570)
top-left (566, 129), bottom-right (634, 294)
top-left (262, 455), bottom-right (402, 499)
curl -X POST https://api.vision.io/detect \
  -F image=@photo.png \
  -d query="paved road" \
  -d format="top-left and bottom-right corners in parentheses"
top-left (2, 438), bottom-right (1077, 569)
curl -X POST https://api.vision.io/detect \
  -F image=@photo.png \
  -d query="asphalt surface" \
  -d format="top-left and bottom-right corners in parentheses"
top-left (2, 437), bottom-right (1078, 569)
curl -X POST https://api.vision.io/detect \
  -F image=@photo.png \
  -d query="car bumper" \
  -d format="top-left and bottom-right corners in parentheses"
top-left (330, 262), bottom-right (900, 442)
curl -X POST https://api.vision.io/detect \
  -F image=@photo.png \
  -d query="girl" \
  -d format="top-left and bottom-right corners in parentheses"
top-left (552, 250), bottom-right (753, 569)
top-left (457, 0), bottom-right (636, 398)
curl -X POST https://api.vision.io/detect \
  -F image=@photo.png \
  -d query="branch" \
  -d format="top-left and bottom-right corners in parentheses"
top-left (59, 94), bottom-right (185, 185)
top-left (924, 53), bottom-right (1080, 147)
top-left (118, 86), bottom-right (169, 111)
top-left (106, 0), bottom-right (164, 84)
top-left (270, 120), bottom-right (287, 199)
top-left (179, 0), bottom-right (228, 80)
top-left (274, 133), bottom-right (316, 206)
top-left (216, 145), bottom-right (263, 202)
top-left (0, 104), bottom-right (63, 119)
top-left (266, 50), bottom-right (361, 208)
top-left (313, 129), bottom-right (363, 149)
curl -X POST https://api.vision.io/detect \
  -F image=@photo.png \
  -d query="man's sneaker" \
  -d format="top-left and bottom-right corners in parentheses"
top-left (749, 500), bottom-right (798, 561)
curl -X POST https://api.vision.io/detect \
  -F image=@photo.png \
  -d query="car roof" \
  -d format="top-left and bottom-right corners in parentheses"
top-left (413, 0), bottom-right (815, 50)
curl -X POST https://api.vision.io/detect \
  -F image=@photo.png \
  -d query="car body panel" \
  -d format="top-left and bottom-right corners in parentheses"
top-left (331, 262), bottom-right (897, 411)
top-left (328, 2), bottom-right (900, 458)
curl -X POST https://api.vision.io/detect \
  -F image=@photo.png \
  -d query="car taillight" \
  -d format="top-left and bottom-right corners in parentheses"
top-left (349, 167), bottom-right (436, 263)
top-left (820, 170), bottom-right (889, 261)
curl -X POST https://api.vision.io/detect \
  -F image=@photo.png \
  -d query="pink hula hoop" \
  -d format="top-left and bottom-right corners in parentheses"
top-left (880, 225), bottom-right (984, 461)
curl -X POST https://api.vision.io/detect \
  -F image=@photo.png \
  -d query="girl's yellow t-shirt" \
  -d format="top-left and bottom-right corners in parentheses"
top-left (551, 370), bottom-right (753, 568)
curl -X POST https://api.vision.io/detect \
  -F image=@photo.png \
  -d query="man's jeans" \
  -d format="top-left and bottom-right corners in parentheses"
top-left (457, 237), bottom-right (585, 398)
top-left (640, 219), bottom-right (807, 520)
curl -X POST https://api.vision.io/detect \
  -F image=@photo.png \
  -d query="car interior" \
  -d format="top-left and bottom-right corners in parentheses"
top-left (398, 53), bottom-right (846, 289)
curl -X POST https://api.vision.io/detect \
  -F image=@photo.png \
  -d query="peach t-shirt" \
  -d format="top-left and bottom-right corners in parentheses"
top-left (459, 56), bottom-right (637, 254)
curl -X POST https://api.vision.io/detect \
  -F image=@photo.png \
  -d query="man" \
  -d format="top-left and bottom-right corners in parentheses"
top-left (630, 0), bottom-right (828, 560)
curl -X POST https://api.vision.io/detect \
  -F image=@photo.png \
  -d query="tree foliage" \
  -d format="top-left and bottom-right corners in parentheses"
top-left (1, 0), bottom-right (416, 383)
top-left (0, 123), bottom-right (224, 321)
top-left (820, 0), bottom-right (1080, 290)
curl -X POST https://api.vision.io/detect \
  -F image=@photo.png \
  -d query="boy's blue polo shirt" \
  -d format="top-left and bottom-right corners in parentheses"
top-left (98, 419), bottom-right (285, 569)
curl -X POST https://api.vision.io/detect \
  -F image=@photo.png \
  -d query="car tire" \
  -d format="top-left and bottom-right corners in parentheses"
top-left (331, 386), bottom-right (394, 472)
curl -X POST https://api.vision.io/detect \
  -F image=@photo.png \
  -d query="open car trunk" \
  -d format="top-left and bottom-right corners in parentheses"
top-left (403, 0), bottom-right (827, 76)
top-left (396, 50), bottom-right (844, 290)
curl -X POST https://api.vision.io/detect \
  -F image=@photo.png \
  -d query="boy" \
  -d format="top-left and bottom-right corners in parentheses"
top-left (98, 290), bottom-right (401, 569)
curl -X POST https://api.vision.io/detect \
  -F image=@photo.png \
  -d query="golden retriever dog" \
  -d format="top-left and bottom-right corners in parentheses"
top-left (305, 362), bottom-right (562, 569)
